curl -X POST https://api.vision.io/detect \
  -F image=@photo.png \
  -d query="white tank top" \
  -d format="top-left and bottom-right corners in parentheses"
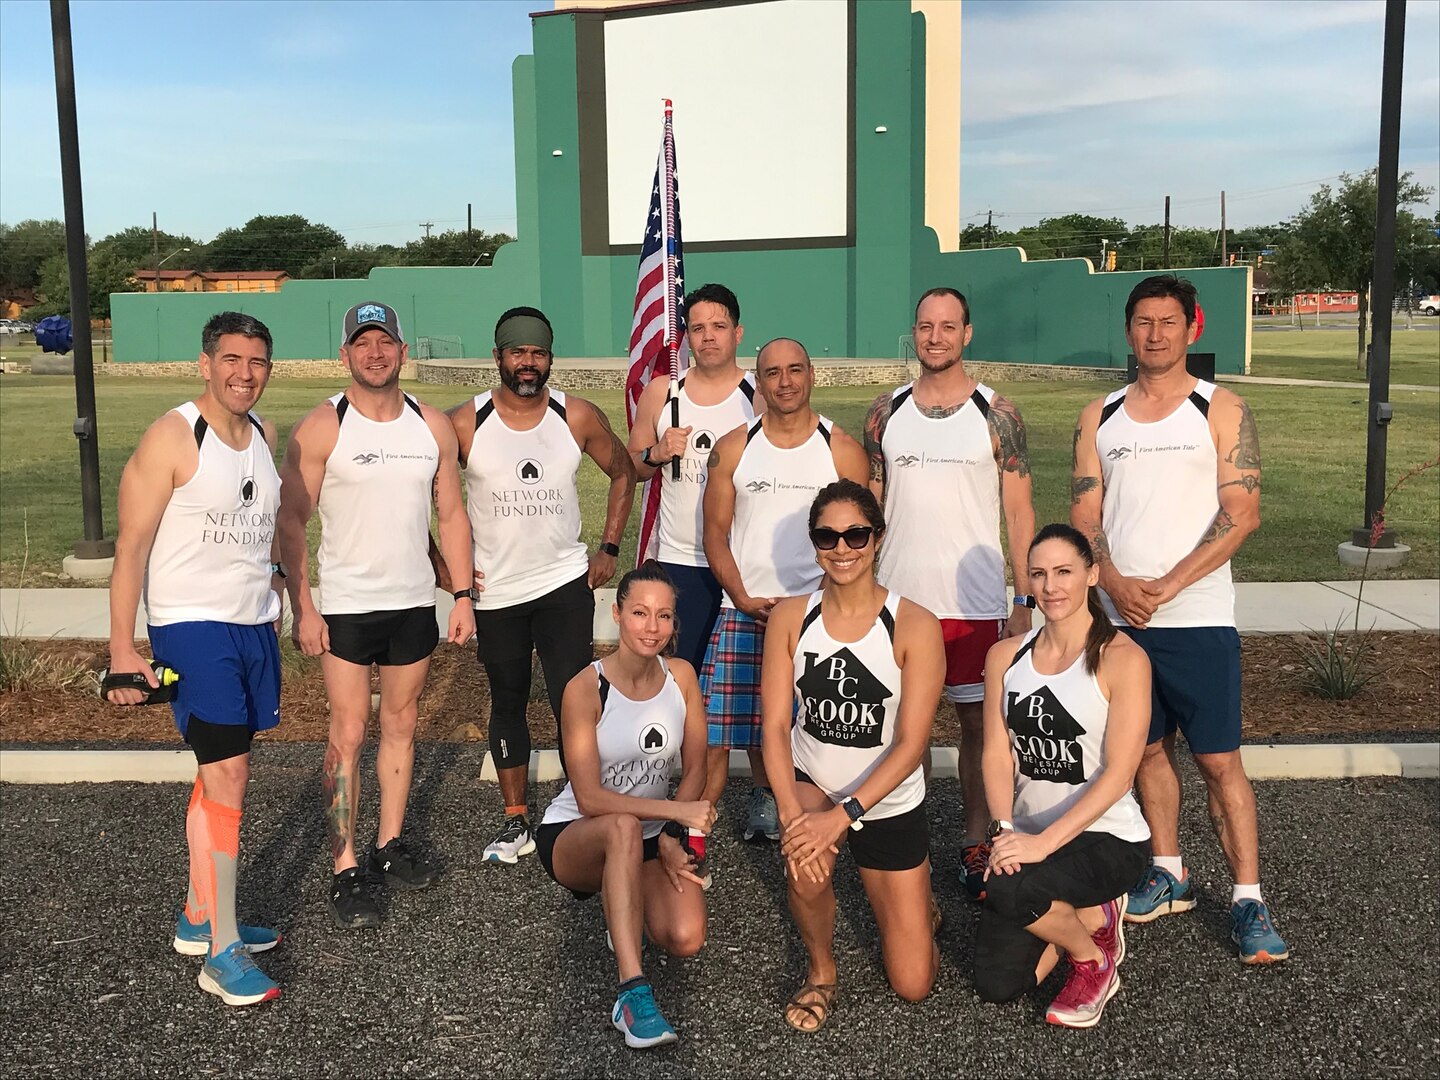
top-left (655, 372), bottom-right (757, 566)
top-left (789, 589), bottom-right (924, 820)
top-left (316, 392), bottom-right (439, 615)
top-left (1002, 630), bottom-right (1150, 843)
top-left (145, 402), bottom-right (280, 627)
top-left (541, 658), bottom-right (687, 838)
top-left (465, 390), bottom-right (589, 610)
top-left (876, 382), bottom-right (1006, 619)
top-left (1096, 381), bottom-right (1235, 628)
top-left (723, 417), bottom-right (838, 608)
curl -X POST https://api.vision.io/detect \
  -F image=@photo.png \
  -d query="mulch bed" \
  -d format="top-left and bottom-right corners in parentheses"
top-left (1, 633), bottom-right (1435, 745)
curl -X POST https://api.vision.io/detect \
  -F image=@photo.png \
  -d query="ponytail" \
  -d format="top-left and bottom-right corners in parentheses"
top-left (1029, 522), bottom-right (1115, 675)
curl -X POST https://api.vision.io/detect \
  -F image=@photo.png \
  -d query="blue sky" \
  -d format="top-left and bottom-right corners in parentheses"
top-left (0, 0), bottom-right (1436, 247)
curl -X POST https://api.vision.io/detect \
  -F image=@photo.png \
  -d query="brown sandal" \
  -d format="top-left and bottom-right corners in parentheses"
top-left (784, 981), bottom-right (838, 1033)
top-left (931, 896), bottom-right (944, 937)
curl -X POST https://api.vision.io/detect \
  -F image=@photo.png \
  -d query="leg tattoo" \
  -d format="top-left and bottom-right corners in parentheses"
top-left (323, 746), bottom-right (352, 863)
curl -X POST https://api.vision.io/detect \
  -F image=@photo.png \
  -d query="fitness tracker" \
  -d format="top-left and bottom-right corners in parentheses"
top-left (599, 542), bottom-right (621, 558)
top-left (841, 797), bottom-right (865, 831)
top-left (1012, 594), bottom-right (1036, 609)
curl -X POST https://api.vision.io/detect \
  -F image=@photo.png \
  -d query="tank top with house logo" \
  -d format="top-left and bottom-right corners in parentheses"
top-left (876, 381), bottom-right (1006, 620)
top-left (317, 392), bottom-right (440, 615)
top-left (655, 372), bottom-right (757, 566)
top-left (145, 401), bottom-right (280, 627)
top-left (1095, 380), bottom-right (1234, 628)
top-left (540, 658), bottom-right (687, 840)
top-left (1002, 631), bottom-right (1149, 841)
top-left (723, 416), bottom-right (839, 609)
top-left (790, 589), bottom-right (923, 821)
top-left (464, 390), bottom-right (589, 610)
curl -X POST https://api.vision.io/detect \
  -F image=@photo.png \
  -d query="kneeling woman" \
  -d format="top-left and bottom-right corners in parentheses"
top-left (536, 561), bottom-right (716, 1050)
top-left (976, 523), bottom-right (1152, 1028)
top-left (761, 479), bottom-right (944, 1032)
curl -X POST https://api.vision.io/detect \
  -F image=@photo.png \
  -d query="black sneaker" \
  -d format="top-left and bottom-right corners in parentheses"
top-left (328, 867), bottom-right (382, 930)
top-left (368, 838), bottom-right (440, 890)
top-left (960, 841), bottom-right (992, 902)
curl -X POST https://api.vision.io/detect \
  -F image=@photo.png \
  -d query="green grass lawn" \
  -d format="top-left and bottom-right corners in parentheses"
top-left (1247, 327), bottom-right (1439, 386)
top-left (3, 344), bottom-right (1437, 586)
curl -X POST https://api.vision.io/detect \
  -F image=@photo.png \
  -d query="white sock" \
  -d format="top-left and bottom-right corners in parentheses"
top-left (1153, 855), bottom-right (1184, 879)
top-left (1232, 883), bottom-right (1263, 904)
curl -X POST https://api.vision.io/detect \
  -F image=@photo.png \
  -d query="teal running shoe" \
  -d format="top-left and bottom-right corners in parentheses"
top-left (173, 911), bottom-right (281, 956)
top-left (1231, 899), bottom-right (1290, 964)
top-left (611, 981), bottom-right (678, 1049)
top-left (197, 941), bottom-right (281, 1007)
top-left (1124, 866), bottom-right (1196, 924)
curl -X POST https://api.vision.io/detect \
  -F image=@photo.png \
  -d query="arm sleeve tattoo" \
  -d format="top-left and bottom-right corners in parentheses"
top-left (988, 396), bottom-right (1031, 477)
top-left (1225, 401), bottom-right (1261, 471)
top-left (863, 393), bottom-right (891, 484)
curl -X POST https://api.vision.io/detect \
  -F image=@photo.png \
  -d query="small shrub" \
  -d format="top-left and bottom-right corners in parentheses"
top-left (0, 637), bottom-right (96, 694)
top-left (1286, 629), bottom-right (1378, 700)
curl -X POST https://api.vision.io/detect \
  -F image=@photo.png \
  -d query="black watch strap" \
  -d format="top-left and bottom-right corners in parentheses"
top-left (662, 820), bottom-right (687, 840)
top-left (452, 588), bottom-right (474, 601)
top-left (599, 542), bottom-right (621, 558)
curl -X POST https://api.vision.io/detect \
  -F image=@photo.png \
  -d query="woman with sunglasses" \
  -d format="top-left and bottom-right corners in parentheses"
top-left (760, 478), bottom-right (945, 1032)
top-left (975, 523), bottom-right (1151, 1029)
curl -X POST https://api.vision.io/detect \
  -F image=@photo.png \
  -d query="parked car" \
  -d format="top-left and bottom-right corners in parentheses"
top-left (0, 320), bottom-right (22, 335)
top-left (1420, 295), bottom-right (1440, 316)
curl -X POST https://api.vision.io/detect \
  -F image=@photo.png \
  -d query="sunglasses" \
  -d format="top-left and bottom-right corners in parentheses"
top-left (810, 525), bottom-right (878, 551)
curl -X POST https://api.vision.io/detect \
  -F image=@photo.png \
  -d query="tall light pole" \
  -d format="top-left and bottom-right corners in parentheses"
top-left (153, 245), bottom-right (188, 291)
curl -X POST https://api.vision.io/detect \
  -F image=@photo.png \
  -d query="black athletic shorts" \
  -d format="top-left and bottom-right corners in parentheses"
top-left (795, 768), bottom-right (930, 872)
top-left (186, 716), bottom-right (254, 765)
top-left (535, 819), bottom-right (661, 901)
top-left (324, 606), bottom-right (438, 667)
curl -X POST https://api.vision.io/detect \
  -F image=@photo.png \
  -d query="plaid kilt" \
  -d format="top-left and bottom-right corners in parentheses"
top-left (699, 607), bottom-right (767, 748)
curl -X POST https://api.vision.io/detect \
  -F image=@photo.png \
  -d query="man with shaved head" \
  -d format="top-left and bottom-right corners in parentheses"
top-left (699, 338), bottom-right (868, 863)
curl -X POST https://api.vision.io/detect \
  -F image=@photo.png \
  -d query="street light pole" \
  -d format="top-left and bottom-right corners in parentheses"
top-left (49, 0), bottom-right (112, 566)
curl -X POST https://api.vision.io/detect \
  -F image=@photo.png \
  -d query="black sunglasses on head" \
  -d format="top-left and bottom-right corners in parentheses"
top-left (810, 525), bottom-right (878, 551)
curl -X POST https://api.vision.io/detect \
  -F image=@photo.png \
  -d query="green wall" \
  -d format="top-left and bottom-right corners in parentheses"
top-left (111, 3), bottom-right (1249, 373)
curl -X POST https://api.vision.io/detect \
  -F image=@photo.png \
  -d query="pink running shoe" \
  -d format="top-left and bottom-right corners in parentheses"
top-left (1045, 954), bottom-right (1120, 1029)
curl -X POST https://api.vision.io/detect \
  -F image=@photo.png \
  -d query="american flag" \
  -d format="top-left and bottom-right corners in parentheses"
top-left (626, 101), bottom-right (687, 565)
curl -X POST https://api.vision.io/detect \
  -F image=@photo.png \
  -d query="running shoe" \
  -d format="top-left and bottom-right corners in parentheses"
top-left (1230, 899), bottom-right (1290, 964)
top-left (368, 838), bottom-right (440, 890)
top-left (482, 815), bottom-right (536, 864)
top-left (173, 912), bottom-right (282, 956)
top-left (197, 941), bottom-right (281, 1007)
top-left (328, 867), bottom-right (382, 930)
top-left (743, 787), bottom-right (780, 842)
top-left (611, 981), bottom-right (678, 1049)
top-left (1124, 865), bottom-right (1197, 923)
top-left (960, 841), bottom-right (991, 901)
top-left (1045, 954), bottom-right (1119, 1029)
top-left (1092, 894), bottom-right (1127, 968)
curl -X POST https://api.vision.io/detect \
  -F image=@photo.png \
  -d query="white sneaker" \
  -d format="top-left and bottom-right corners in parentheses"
top-left (482, 815), bottom-right (536, 864)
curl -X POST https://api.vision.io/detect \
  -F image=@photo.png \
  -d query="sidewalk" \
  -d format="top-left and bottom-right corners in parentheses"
top-left (4, 580), bottom-right (1437, 640)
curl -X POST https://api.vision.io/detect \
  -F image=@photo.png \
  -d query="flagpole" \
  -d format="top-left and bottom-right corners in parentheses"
top-left (663, 99), bottom-right (681, 480)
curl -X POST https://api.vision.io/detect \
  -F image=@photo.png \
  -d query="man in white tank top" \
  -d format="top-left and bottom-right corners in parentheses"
top-left (106, 312), bottom-right (285, 1006)
top-left (448, 306), bottom-right (637, 867)
top-left (700, 338), bottom-right (868, 850)
top-left (626, 283), bottom-right (762, 678)
top-left (862, 287), bottom-right (1037, 901)
top-left (278, 301), bottom-right (475, 932)
top-left (1072, 275), bottom-right (1287, 964)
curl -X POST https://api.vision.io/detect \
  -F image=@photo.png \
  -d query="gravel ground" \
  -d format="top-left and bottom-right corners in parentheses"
top-left (2, 744), bottom-right (1436, 1079)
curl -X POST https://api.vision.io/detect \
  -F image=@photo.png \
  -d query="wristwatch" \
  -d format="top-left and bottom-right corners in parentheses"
top-left (452, 588), bottom-right (476, 601)
top-left (840, 797), bottom-right (865, 831)
top-left (1012, 594), bottom-right (1036, 609)
top-left (598, 542), bottom-right (621, 558)
top-left (270, 561), bottom-right (287, 579)
top-left (986, 818), bottom-right (1014, 839)
top-left (662, 820), bottom-right (687, 841)
top-left (641, 445), bottom-right (659, 467)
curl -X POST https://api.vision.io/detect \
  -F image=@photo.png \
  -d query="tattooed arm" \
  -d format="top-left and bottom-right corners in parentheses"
top-left (862, 392), bottom-right (891, 503)
top-left (1150, 389), bottom-right (1262, 605)
top-left (989, 394), bottom-right (1037, 635)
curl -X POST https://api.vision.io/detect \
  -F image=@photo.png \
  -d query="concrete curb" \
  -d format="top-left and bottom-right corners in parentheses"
top-left (2, 743), bottom-right (1434, 785)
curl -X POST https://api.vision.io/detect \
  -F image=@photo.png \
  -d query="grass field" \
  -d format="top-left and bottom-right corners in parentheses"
top-left (2, 341), bottom-right (1437, 587)
top-left (1248, 328), bottom-right (1439, 386)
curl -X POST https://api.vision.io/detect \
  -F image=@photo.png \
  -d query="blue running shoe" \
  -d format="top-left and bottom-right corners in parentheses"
top-left (197, 941), bottom-right (281, 1006)
top-left (173, 912), bottom-right (282, 957)
top-left (611, 982), bottom-right (678, 1049)
top-left (1231, 899), bottom-right (1290, 964)
top-left (1124, 866), bottom-right (1197, 924)
top-left (744, 787), bottom-right (780, 842)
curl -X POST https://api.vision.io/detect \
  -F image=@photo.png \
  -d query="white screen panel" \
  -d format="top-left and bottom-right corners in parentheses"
top-left (603, 0), bottom-right (849, 245)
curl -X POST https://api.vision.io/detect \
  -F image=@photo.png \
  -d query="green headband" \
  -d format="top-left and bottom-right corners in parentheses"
top-left (495, 315), bottom-right (553, 353)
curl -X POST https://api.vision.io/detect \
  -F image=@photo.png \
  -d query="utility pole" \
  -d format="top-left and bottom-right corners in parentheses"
top-left (1163, 196), bottom-right (1171, 269)
top-left (151, 210), bottom-right (159, 292)
top-left (1351, 0), bottom-right (1408, 556)
top-left (1220, 190), bottom-right (1227, 265)
top-left (50, 0), bottom-right (113, 569)
top-left (419, 221), bottom-right (434, 239)
top-left (984, 208), bottom-right (993, 249)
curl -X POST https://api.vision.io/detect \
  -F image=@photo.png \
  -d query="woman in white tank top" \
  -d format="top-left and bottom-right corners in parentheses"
top-left (976, 523), bottom-right (1152, 1029)
top-left (760, 479), bottom-right (945, 1032)
top-left (534, 562), bottom-right (715, 1050)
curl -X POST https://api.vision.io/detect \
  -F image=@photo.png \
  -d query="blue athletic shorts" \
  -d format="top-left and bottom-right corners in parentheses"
top-left (147, 621), bottom-right (281, 738)
top-left (658, 562), bottom-right (724, 673)
top-left (1118, 625), bottom-right (1242, 754)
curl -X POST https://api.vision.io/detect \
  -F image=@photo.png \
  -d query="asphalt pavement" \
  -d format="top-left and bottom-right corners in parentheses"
top-left (2, 744), bottom-right (1436, 1078)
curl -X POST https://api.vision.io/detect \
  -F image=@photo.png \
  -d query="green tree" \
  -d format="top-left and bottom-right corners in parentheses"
top-left (202, 214), bottom-right (346, 277)
top-left (0, 219), bottom-right (70, 293)
top-left (1284, 169), bottom-right (1432, 368)
top-left (397, 228), bottom-right (514, 267)
top-left (28, 248), bottom-right (142, 322)
top-left (295, 243), bottom-right (404, 280)
top-left (93, 225), bottom-right (201, 270)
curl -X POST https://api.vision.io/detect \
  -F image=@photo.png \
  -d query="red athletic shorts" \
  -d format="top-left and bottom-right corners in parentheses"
top-left (940, 618), bottom-right (1005, 704)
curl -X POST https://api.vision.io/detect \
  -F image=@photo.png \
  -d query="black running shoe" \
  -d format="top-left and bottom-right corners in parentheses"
top-left (328, 867), bottom-right (382, 930)
top-left (368, 838), bottom-right (440, 890)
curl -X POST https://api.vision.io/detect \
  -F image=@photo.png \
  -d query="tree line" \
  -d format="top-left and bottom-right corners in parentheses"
top-left (0, 214), bottom-right (514, 319)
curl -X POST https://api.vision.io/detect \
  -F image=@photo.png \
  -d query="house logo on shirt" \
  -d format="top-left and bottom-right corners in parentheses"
top-left (1006, 686), bottom-right (1086, 785)
top-left (639, 724), bottom-right (669, 755)
top-left (692, 430), bottom-right (715, 454)
top-left (239, 477), bottom-right (257, 507)
top-left (516, 458), bottom-right (543, 485)
top-left (796, 648), bottom-right (890, 749)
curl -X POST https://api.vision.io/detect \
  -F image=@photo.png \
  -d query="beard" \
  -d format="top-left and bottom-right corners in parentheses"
top-left (500, 364), bottom-right (550, 397)
top-left (917, 350), bottom-right (962, 374)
